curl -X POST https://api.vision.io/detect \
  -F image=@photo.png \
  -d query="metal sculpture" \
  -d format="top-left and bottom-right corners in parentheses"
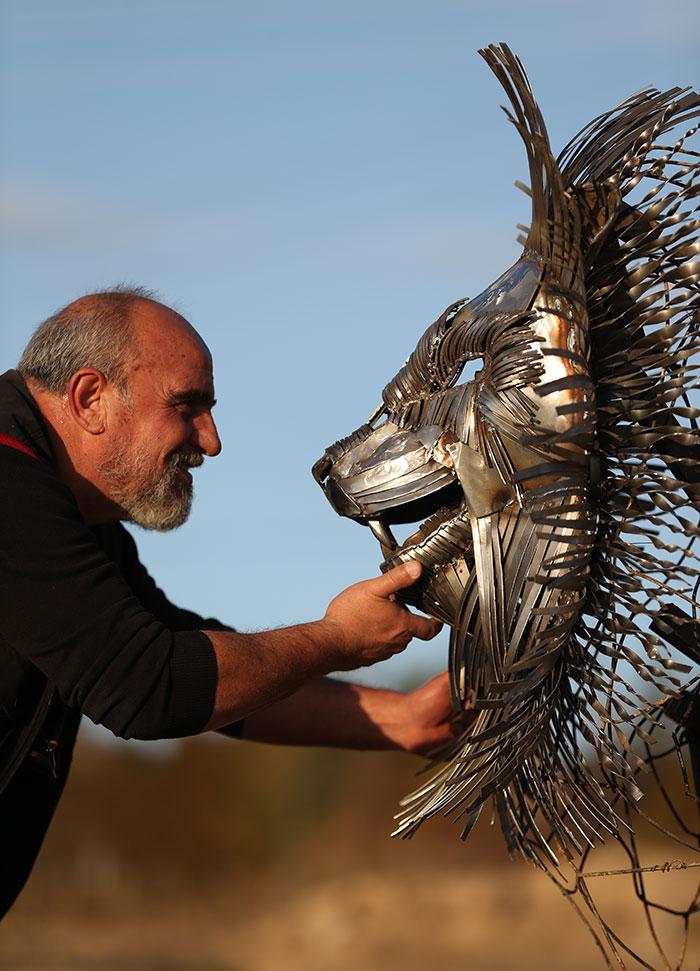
top-left (314, 43), bottom-right (700, 969)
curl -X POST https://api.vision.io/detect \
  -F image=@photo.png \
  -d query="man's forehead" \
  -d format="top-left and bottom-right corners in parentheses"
top-left (132, 302), bottom-right (214, 370)
top-left (124, 305), bottom-right (215, 407)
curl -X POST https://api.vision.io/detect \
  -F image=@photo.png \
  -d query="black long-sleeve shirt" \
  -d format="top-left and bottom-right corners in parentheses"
top-left (0, 368), bottom-right (235, 917)
top-left (0, 369), bottom-right (222, 749)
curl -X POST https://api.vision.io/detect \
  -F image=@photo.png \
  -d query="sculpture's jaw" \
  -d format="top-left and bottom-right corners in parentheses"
top-left (313, 419), bottom-right (475, 621)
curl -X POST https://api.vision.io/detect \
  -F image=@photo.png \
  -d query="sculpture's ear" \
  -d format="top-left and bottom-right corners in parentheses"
top-left (570, 180), bottom-right (622, 264)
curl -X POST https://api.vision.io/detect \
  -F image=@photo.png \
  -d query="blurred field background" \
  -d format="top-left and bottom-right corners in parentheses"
top-left (2, 728), bottom-right (699, 971)
top-left (2, 4), bottom-right (700, 969)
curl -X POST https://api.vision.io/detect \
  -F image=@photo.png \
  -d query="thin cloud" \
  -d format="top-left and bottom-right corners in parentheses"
top-left (0, 180), bottom-right (252, 254)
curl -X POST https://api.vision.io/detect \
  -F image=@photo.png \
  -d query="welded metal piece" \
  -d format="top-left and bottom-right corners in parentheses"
top-left (314, 43), bottom-right (700, 969)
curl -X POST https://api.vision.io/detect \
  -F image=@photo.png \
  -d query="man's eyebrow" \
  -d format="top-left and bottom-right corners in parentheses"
top-left (167, 389), bottom-right (217, 407)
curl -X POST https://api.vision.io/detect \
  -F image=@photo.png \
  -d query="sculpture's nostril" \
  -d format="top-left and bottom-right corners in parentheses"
top-left (312, 453), bottom-right (332, 485)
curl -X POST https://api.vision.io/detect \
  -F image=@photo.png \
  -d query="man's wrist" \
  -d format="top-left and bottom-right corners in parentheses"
top-left (309, 616), bottom-right (350, 673)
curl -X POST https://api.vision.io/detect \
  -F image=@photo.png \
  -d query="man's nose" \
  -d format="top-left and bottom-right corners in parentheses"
top-left (193, 413), bottom-right (222, 456)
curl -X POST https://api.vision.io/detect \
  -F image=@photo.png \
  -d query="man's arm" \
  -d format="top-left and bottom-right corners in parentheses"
top-left (203, 561), bottom-right (442, 732)
top-left (234, 672), bottom-right (469, 756)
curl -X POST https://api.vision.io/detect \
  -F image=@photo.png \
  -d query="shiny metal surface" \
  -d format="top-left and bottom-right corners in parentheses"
top-left (314, 43), bottom-right (700, 969)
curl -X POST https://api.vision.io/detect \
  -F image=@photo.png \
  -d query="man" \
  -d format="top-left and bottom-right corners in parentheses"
top-left (0, 286), bottom-right (460, 917)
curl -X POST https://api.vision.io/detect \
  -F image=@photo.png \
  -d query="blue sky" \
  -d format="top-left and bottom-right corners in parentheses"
top-left (1, 1), bottom-right (698, 731)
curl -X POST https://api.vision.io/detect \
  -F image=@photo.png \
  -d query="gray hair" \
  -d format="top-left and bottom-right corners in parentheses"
top-left (17, 284), bottom-right (157, 397)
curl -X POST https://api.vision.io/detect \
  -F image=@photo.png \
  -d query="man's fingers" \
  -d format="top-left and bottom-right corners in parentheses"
top-left (409, 613), bottom-right (443, 641)
top-left (364, 562), bottom-right (442, 641)
top-left (369, 560), bottom-right (423, 597)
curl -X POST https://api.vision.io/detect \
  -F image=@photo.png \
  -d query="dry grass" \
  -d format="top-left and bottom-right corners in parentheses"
top-left (1, 734), bottom-right (699, 971)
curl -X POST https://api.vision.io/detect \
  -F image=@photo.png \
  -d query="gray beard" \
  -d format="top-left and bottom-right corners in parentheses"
top-left (98, 441), bottom-right (203, 531)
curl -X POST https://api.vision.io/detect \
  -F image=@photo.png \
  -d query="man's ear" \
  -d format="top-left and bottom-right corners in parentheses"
top-left (66, 369), bottom-right (111, 434)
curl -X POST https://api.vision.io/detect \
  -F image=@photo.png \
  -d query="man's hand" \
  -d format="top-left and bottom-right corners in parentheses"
top-left (375, 671), bottom-right (474, 756)
top-left (204, 561), bottom-right (441, 731)
top-left (237, 671), bottom-right (474, 755)
top-left (320, 561), bottom-right (442, 671)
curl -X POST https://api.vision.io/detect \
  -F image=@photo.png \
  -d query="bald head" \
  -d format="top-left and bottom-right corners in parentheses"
top-left (17, 286), bottom-right (181, 399)
top-left (125, 297), bottom-right (213, 379)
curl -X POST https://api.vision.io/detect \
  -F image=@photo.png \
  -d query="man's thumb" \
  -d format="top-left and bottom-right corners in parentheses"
top-left (373, 560), bottom-right (422, 596)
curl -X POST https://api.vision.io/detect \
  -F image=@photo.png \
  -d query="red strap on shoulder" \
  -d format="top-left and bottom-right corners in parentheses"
top-left (0, 432), bottom-right (41, 461)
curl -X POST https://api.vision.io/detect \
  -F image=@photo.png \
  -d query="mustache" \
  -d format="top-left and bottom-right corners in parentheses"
top-left (170, 447), bottom-right (204, 471)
